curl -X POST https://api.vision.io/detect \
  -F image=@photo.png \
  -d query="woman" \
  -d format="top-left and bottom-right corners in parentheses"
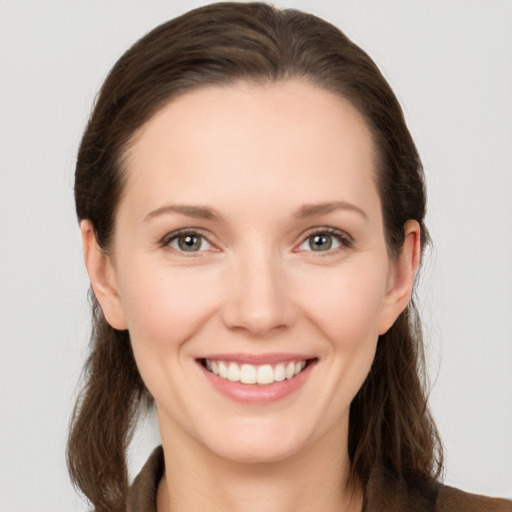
top-left (68, 3), bottom-right (512, 511)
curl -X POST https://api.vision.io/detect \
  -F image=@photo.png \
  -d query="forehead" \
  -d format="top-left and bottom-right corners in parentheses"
top-left (121, 80), bottom-right (380, 223)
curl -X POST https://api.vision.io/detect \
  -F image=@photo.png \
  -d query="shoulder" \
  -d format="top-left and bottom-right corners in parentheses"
top-left (364, 465), bottom-right (512, 512)
top-left (436, 484), bottom-right (512, 512)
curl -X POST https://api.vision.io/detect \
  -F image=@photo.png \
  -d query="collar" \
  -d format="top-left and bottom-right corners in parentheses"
top-left (128, 446), bottom-right (444, 512)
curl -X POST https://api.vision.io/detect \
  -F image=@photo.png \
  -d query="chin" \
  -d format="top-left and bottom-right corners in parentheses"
top-left (214, 440), bottom-right (300, 465)
top-left (198, 419), bottom-right (312, 465)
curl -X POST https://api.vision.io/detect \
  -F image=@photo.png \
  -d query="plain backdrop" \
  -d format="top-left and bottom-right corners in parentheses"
top-left (1, 1), bottom-right (511, 510)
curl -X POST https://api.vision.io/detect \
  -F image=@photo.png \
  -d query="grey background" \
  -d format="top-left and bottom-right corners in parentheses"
top-left (1, 1), bottom-right (511, 510)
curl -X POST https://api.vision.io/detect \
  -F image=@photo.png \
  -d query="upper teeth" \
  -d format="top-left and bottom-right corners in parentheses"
top-left (205, 360), bottom-right (307, 385)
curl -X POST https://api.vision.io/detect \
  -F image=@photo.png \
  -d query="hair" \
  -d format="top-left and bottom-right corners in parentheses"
top-left (69, 3), bottom-right (443, 511)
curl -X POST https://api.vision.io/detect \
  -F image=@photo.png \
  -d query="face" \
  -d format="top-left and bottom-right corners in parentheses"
top-left (85, 80), bottom-right (417, 464)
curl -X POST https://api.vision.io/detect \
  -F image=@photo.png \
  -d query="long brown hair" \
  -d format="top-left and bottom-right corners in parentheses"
top-left (69, 3), bottom-right (443, 511)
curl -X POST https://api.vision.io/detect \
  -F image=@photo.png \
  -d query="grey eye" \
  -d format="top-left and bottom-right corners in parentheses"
top-left (169, 233), bottom-right (212, 252)
top-left (308, 233), bottom-right (333, 251)
top-left (298, 232), bottom-right (344, 252)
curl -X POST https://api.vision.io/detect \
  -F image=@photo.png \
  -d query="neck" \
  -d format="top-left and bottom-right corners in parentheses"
top-left (156, 417), bottom-right (363, 512)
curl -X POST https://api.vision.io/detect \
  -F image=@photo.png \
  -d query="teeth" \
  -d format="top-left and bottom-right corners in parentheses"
top-left (274, 363), bottom-right (286, 382)
top-left (240, 364), bottom-right (256, 384)
top-left (218, 361), bottom-right (228, 379)
top-left (227, 363), bottom-right (240, 382)
top-left (203, 359), bottom-right (309, 385)
top-left (257, 364), bottom-right (274, 385)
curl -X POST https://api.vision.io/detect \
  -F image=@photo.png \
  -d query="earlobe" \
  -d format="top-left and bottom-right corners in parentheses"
top-left (378, 220), bottom-right (422, 335)
top-left (80, 220), bottom-right (128, 330)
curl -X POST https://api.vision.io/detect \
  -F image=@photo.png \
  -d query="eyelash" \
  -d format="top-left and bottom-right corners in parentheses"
top-left (160, 227), bottom-right (353, 256)
top-left (160, 228), bottom-right (216, 256)
top-left (297, 227), bottom-right (354, 254)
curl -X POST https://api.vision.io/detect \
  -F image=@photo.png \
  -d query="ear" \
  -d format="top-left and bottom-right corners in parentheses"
top-left (80, 220), bottom-right (127, 330)
top-left (378, 220), bottom-right (422, 335)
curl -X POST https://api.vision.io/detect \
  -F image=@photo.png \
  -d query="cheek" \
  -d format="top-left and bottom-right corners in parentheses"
top-left (296, 259), bottom-right (389, 346)
top-left (118, 262), bottom-right (220, 342)
top-left (117, 261), bottom-right (224, 407)
top-left (295, 260), bottom-right (388, 397)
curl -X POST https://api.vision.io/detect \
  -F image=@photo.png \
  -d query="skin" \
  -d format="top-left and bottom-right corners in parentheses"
top-left (82, 80), bottom-right (420, 512)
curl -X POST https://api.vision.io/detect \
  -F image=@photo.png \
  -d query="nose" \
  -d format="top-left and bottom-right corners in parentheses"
top-left (221, 249), bottom-right (296, 337)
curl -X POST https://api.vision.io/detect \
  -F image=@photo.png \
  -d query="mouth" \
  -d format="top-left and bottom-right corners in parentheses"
top-left (198, 357), bottom-right (317, 386)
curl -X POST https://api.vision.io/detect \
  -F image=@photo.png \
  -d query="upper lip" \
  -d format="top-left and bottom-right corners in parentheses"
top-left (197, 353), bottom-right (316, 365)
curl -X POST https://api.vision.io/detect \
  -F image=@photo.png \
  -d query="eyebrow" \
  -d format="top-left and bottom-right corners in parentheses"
top-left (144, 200), bottom-right (367, 222)
top-left (293, 201), bottom-right (368, 220)
top-left (144, 204), bottom-right (222, 222)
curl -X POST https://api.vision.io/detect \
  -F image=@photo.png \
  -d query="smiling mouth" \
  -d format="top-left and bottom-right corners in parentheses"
top-left (199, 358), bottom-right (317, 386)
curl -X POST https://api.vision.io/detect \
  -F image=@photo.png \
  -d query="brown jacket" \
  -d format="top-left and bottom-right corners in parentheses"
top-left (128, 446), bottom-right (512, 512)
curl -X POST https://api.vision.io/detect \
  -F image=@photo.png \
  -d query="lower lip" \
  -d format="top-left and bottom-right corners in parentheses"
top-left (198, 361), bottom-right (316, 404)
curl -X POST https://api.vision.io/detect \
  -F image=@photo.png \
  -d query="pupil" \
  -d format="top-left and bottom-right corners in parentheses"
top-left (310, 234), bottom-right (332, 251)
top-left (179, 235), bottom-right (201, 251)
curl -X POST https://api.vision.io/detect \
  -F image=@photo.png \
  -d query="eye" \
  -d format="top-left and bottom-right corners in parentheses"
top-left (165, 231), bottom-right (214, 253)
top-left (297, 229), bottom-right (352, 253)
